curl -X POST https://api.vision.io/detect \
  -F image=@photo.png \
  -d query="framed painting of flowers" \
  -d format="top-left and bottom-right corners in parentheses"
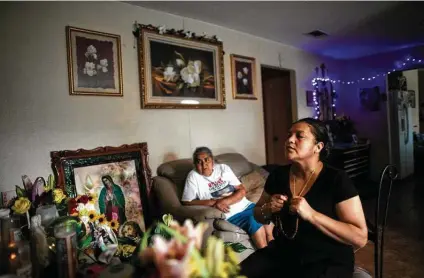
top-left (66, 26), bottom-right (123, 96)
top-left (137, 24), bottom-right (226, 108)
top-left (230, 54), bottom-right (257, 100)
top-left (50, 143), bottom-right (152, 233)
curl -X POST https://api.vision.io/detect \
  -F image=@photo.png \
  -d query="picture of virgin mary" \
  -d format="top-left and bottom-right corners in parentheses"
top-left (98, 175), bottom-right (126, 224)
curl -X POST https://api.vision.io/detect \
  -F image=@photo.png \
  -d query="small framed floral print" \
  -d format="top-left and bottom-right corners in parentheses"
top-left (66, 26), bottom-right (123, 96)
top-left (230, 54), bottom-right (257, 100)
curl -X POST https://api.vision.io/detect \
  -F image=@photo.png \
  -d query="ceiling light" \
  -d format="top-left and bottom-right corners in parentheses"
top-left (305, 30), bottom-right (328, 38)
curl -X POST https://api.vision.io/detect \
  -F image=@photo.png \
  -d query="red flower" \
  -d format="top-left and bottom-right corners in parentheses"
top-left (78, 195), bottom-right (89, 204)
top-left (68, 198), bottom-right (77, 214)
top-left (69, 207), bottom-right (78, 215)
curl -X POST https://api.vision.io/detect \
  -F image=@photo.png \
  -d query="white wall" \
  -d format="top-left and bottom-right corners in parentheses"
top-left (0, 1), bottom-right (341, 191)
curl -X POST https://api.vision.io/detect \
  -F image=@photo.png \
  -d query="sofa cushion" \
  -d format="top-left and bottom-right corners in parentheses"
top-left (215, 153), bottom-right (253, 178)
top-left (213, 219), bottom-right (247, 234)
top-left (156, 158), bottom-right (193, 198)
top-left (240, 170), bottom-right (266, 192)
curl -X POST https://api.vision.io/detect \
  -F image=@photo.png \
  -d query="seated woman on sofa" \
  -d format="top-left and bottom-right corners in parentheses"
top-left (181, 146), bottom-right (273, 249)
top-left (240, 118), bottom-right (368, 278)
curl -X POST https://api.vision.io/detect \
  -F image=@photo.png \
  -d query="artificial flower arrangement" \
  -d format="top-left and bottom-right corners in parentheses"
top-left (9, 173), bottom-right (246, 276)
top-left (9, 174), bottom-right (56, 229)
top-left (50, 191), bottom-right (134, 265)
top-left (9, 174), bottom-right (139, 266)
top-left (138, 214), bottom-right (245, 278)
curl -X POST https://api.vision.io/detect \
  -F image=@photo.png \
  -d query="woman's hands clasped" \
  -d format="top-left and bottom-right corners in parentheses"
top-left (265, 194), bottom-right (317, 223)
top-left (267, 194), bottom-right (288, 213)
top-left (290, 196), bottom-right (316, 222)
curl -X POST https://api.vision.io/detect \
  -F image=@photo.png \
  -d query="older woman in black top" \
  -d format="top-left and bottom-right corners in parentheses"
top-left (240, 118), bottom-right (368, 278)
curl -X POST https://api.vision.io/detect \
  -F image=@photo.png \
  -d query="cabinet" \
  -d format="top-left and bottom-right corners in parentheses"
top-left (327, 143), bottom-right (371, 180)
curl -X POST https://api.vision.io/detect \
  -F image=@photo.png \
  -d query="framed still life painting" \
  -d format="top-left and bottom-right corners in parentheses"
top-left (136, 24), bottom-right (226, 109)
top-left (66, 26), bottom-right (123, 96)
top-left (230, 54), bottom-right (257, 100)
top-left (51, 143), bottom-right (151, 233)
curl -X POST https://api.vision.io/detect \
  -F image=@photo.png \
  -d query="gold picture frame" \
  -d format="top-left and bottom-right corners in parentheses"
top-left (66, 26), bottom-right (123, 96)
top-left (136, 24), bottom-right (226, 109)
top-left (230, 54), bottom-right (257, 100)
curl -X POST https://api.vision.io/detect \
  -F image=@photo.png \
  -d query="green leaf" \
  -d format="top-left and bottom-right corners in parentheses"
top-left (46, 174), bottom-right (55, 191)
top-left (78, 234), bottom-right (92, 249)
top-left (174, 51), bottom-right (185, 62)
top-left (224, 242), bottom-right (247, 253)
top-left (15, 185), bottom-right (26, 198)
top-left (139, 226), bottom-right (152, 253)
top-left (162, 214), bottom-right (173, 226)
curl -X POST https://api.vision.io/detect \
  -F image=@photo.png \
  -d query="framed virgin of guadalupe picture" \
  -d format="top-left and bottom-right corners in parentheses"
top-left (51, 143), bottom-right (152, 232)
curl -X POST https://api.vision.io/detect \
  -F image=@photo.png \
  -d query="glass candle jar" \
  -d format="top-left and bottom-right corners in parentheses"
top-left (54, 222), bottom-right (77, 278)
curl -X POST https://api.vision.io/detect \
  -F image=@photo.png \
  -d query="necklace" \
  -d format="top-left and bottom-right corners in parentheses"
top-left (275, 165), bottom-right (318, 240)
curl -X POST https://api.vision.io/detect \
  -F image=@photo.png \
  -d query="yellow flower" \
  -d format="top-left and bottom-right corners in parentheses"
top-left (53, 189), bottom-right (66, 204)
top-left (88, 210), bottom-right (97, 222)
top-left (87, 193), bottom-right (97, 204)
top-left (79, 208), bottom-right (89, 217)
top-left (12, 197), bottom-right (31, 214)
top-left (108, 219), bottom-right (120, 230)
top-left (96, 214), bottom-right (107, 225)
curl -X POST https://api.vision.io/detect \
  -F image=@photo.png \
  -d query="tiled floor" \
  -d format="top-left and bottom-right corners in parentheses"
top-left (354, 173), bottom-right (424, 278)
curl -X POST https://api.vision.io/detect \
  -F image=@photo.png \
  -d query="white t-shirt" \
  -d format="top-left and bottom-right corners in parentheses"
top-left (181, 163), bottom-right (252, 219)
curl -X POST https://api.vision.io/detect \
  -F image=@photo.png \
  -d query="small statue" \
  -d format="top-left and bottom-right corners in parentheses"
top-left (30, 215), bottom-right (50, 267)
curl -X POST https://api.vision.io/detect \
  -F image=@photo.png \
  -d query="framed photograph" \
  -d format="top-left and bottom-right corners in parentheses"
top-left (66, 26), bottom-right (123, 96)
top-left (137, 24), bottom-right (225, 109)
top-left (306, 90), bottom-right (315, 107)
top-left (230, 54), bottom-right (257, 100)
top-left (51, 143), bottom-right (152, 232)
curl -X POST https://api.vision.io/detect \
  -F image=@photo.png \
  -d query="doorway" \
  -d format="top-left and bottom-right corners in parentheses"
top-left (261, 66), bottom-right (295, 165)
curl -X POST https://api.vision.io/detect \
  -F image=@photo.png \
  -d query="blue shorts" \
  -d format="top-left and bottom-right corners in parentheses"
top-left (227, 203), bottom-right (263, 235)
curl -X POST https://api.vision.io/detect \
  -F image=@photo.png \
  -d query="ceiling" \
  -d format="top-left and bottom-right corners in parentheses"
top-left (128, 1), bottom-right (424, 60)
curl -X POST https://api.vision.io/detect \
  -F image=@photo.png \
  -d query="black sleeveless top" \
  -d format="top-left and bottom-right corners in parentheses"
top-left (265, 164), bottom-right (358, 269)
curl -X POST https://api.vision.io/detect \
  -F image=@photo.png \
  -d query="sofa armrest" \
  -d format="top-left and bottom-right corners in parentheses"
top-left (152, 176), bottom-right (225, 223)
top-left (172, 205), bottom-right (225, 223)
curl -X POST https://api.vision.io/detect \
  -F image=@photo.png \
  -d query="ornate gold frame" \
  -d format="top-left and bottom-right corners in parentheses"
top-left (136, 24), bottom-right (226, 109)
top-left (66, 26), bottom-right (123, 96)
top-left (230, 54), bottom-right (258, 100)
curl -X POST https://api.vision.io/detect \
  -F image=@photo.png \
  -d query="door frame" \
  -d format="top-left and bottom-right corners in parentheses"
top-left (260, 65), bottom-right (297, 164)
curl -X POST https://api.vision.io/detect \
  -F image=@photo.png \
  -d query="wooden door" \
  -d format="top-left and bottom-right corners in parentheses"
top-left (261, 66), bottom-right (293, 165)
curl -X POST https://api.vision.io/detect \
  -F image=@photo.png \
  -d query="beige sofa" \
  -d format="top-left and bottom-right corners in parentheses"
top-left (151, 153), bottom-right (269, 261)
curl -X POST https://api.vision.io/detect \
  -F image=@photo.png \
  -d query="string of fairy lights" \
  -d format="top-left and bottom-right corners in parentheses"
top-left (311, 56), bottom-right (423, 119)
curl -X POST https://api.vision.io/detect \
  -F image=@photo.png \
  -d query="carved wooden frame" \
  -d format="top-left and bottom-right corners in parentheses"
top-left (50, 142), bottom-right (152, 227)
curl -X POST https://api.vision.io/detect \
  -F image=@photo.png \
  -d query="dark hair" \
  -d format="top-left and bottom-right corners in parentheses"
top-left (101, 175), bottom-right (114, 185)
top-left (292, 117), bottom-right (330, 160)
top-left (192, 146), bottom-right (213, 163)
